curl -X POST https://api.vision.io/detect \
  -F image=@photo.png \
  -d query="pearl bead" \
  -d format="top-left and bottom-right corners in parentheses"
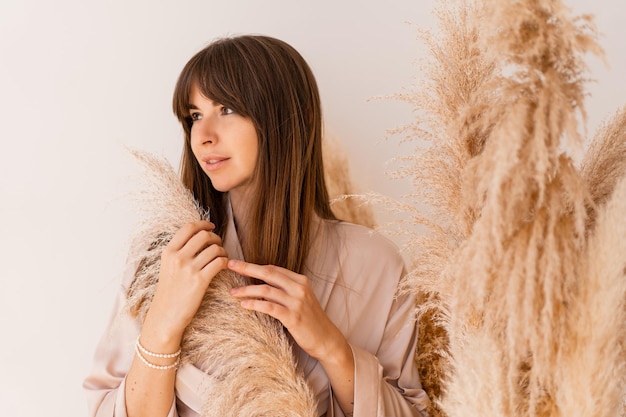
top-left (135, 343), bottom-right (180, 371)
top-left (136, 336), bottom-right (181, 358)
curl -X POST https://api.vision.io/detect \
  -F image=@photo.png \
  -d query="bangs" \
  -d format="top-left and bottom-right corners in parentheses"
top-left (172, 40), bottom-right (253, 129)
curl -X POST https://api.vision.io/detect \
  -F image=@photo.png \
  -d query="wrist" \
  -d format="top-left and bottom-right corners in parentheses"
top-left (317, 335), bottom-right (353, 369)
top-left (317, 336), bottom-right (355, 415)
top-left (141, 314), bottom-right (185, 353)
top-left (135, 339), bottom-right (180, 370)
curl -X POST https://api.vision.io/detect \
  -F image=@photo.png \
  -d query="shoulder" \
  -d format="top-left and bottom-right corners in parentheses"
top-left (329, 220), bottom-right (404, 265)
top-left (311, 219), bottom-right (407, 292)
top-left (311, 220), bottom-right (411, 349)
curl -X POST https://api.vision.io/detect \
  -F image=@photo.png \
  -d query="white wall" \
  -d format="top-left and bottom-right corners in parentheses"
top-left (0, 1), bottom-right (623, 416)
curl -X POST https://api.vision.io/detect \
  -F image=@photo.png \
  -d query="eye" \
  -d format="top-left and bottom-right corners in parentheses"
top-left (190, 112), bottom-right (202, 121)
top-left (221, 106), bottom-right (234, 115)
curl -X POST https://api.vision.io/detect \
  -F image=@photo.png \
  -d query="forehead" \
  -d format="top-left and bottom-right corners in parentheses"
top-left (188, 83), bottom-right (217, 107)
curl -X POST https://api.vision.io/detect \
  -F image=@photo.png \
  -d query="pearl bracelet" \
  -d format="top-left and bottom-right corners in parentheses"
top-left (135, 343), bottom-right (180, 371)
top-left (136, 337), bottom-right (181, 359)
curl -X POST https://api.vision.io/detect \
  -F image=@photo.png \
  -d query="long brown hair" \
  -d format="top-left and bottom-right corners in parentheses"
top-left (172, 35), bottom-right (336, 273)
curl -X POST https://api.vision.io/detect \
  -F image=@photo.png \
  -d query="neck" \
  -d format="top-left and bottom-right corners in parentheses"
top-left (229, 190), bottom-right (251, 250)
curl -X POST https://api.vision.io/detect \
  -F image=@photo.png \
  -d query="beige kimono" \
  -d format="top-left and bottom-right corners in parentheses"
top-left (84, 212), bottom-right (430, 416)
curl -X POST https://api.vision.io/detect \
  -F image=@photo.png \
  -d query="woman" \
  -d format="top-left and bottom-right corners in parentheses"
top-left (84, 35), bottom-right (430, 417)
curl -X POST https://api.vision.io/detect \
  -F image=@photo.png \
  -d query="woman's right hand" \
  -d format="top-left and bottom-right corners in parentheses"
top-left (141, 220), bottom-right (229, 350)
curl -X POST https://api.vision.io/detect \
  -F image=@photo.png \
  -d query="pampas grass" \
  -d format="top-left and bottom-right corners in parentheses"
top-left (323, 134), bottom-right (377, 228)
top-left (388, 1), bottom-right (626, 416)
top-left (124, 149), bottom-right (318, 417)
top-left (557, 174), bottom-right (626, 416)
top-left (581, 105), bottom-right (626, 230)
top-left (388, 2), bottom-right (498, 414)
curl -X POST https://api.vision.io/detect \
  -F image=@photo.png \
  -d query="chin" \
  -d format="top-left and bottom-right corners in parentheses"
top-left (208, 180), bottom-right (233, 193)
top-left (210, 184), bottom-right (230, 193)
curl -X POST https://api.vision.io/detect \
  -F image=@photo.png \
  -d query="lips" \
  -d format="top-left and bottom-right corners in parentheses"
top-left (201, 155), bottom-right (229, 172)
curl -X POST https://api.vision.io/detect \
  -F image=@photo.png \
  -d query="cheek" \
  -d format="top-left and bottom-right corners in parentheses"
top-left (188, 129), bottom-right (199, 154)
top-left (188, 129), bottom-right (197, 150)
top-left (243, 127), bottom-right (260, 168)
top-left (189, 140), bottom-right (202, 164)
top-left (245, 145), bottom-right (259, 172)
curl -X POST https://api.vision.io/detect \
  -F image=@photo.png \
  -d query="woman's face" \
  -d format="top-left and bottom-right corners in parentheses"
top-left (188, 84), bottom-right (259, 201)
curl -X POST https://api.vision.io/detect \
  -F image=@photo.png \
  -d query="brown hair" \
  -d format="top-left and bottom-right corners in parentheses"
top-left (172, 35), bottom-right (336, 273)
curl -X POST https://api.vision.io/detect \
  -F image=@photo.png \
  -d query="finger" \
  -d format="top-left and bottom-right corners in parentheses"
top-left (167, 221), bottom-right (215, 251)
top-left (199, 256), bottom-right (229, 283)
top-left (228, 260), bottom-right (304, 288)
top-left (239, 298), bottom-right (290, 323)
top-left (230, 284), bottom-right (289, 306)
top-left (181, 229), bottom-right (223, 259)
top-left (192, 244), bottom-right (228, 270)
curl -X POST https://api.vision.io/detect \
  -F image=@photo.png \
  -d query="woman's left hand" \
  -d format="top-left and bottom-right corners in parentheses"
top-left (228, 259), bottom-right (345, 361)
top-left (228, 259), bottom-right (356, 414)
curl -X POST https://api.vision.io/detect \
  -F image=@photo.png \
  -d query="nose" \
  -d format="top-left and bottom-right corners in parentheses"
top-left (191, 116), bottom-right (217, 145)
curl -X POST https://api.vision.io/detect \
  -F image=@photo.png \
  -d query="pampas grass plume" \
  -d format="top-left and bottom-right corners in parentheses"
top-left (388, 0), bottom-right (626, 416)
top-left (581, 105), bottom-right (626, 230)
top-left (124, 149), bottom-right (318, 417)
top-left (323, 134), bottom-right (377, 228)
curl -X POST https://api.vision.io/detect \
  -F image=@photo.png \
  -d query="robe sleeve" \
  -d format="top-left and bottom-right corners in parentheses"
top-left (323, 224), bottom-right (431, 417)
top-left (82, 282), bottom-right (179, 417)
top-left (350, 291), bottom-right (430, 416)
